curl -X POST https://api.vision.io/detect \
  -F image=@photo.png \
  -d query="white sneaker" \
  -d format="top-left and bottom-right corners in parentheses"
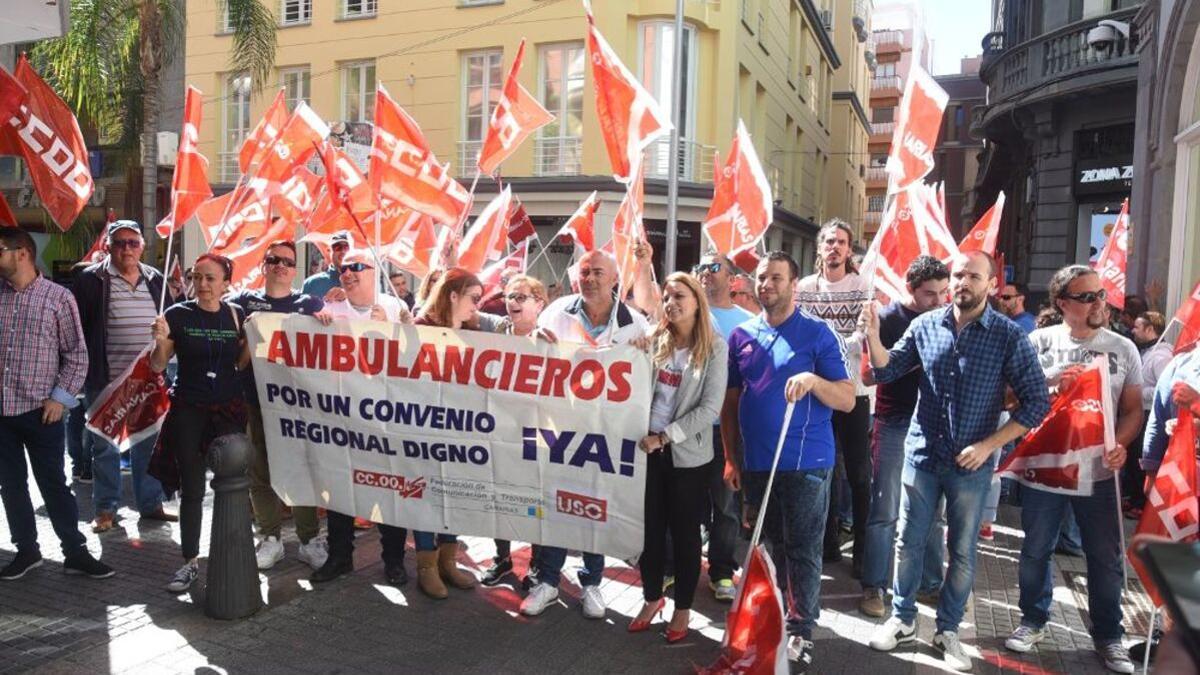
top-left (296, 536), bottom-right (328, 571)
top-left (869, 616), bottom-right (916, 651)
top-left (255, 536), bottom-right (285, 570)
top-left (1098, 642), bottom-right (1135, 674)
top-left (933, 631), bottom-right (972, 672)
top-left (520, 582), bottom-right (560, 616)
top-left (1004, 625), bottom-right (1045, 653)
top-left (165, 561), bottom-right (199, 593)
top-left (581, 585), bottom-right (606, 619)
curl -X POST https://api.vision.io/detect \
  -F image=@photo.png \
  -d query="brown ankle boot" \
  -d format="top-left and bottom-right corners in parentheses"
top-left (417, 550), bottom-right (448, 599)
top-left (437, 543), bottom-right (477, 589)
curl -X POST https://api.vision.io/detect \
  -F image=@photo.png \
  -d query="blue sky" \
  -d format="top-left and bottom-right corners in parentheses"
top-left (923, 0), bottom-right (992, 75)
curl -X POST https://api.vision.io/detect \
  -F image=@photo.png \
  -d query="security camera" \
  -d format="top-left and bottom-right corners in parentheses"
top-left (1087, 20), bottom-right (1130, 52)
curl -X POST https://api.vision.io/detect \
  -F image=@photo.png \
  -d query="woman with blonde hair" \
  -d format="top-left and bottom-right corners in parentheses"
top-left (628, 272), bottom-right (728, 642)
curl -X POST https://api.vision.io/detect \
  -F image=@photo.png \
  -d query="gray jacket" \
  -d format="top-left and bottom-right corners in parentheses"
top-left (656, 335), bottom-right (729, 468)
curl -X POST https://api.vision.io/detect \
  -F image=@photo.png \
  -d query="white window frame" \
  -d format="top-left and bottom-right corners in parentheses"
top-left (222, 73), bottom-right (253, 181)
top-left (537, 41), bottom-right (586, 176)
top-left (636, 21), bottom-right (698, 141)
top-left (340, 60), bottom-right (376, 123)
top-left (342, 0), bottom-right (378, 19)
top-left (279, 67), bottom-right (311, 112)
top-left (279, 0), bottom-right (312, 26)
top-left (461, 49), bottom-right (504, 143)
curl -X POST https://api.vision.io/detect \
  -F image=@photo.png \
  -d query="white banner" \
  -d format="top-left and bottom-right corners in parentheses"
top-left (246, 313), bottom-right (652, 558)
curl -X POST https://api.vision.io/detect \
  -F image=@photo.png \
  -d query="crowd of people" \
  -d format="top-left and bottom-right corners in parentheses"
top-left (1, 216), bottom-right (1196, 674)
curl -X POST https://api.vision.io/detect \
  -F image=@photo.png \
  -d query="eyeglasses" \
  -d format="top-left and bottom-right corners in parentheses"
top-left (505, 292), bottom-right (533, 303)
top-left (466, 293), bottom-right (483, 305)
top-left (109, 239), bottom-right (142, 250)
top-left (692, 262), bottom-right (723, 275)
top-left (264, 255), bottom-right (296, 268)
top-left (340, 262), bottom-right (372, 273)
top-left (1062, 289), bottom-right (1107, 304)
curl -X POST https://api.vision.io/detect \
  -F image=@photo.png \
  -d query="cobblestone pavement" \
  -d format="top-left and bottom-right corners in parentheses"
top-left (0, 472), bottom-right (1153, 674)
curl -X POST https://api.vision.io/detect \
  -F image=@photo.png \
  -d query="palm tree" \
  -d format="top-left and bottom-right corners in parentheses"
top-left (30, 0), bottom-right (277, 253)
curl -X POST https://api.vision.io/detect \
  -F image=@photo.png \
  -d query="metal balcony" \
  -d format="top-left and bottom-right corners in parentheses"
top-left (871, 75), bottom-right (901, 96)
top-left (874, 29), bottom-right (904, 52)
top-left (534, 136), bottom-right (583, 177)
top-left (643, 138), bottom-right (716, 183)
top-left (865, 166), bottom-right (888, 186)
top-left (853, 0), bottom-right (870, 42)
top-left (870, 121), bottom-right (894, 139)
top-left (456, 140), bottom-right (483, 178)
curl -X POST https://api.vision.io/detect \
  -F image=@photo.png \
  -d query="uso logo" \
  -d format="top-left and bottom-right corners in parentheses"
top-left (555, 490), bottom-right (607, 522)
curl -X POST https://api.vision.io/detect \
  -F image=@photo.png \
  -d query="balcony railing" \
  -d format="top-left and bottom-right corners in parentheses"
top-left (643, 138), bottom-right (716, 183)
top-left (218, 152), bottom-right (239, 184)
top-left (866, 166), bottom-right (888, 183)
top-left (535, 136), bottom-right (583, 177)
top-left (852, 0), bottom-right (869, 41)
top-left (977, 8), bottom-right (1139, 121)
top-left (457, 140), bottom-right (483, 177)
top-left (870, 121), bottom-right (895, 137)
top-left (874, 29), bottom-right (903, 49)
top-left (871, 75), bottom-right (901, 92)
top-left (864, 211), bottom-right (882, 228)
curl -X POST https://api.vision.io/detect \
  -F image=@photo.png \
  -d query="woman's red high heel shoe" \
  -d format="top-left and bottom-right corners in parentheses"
top-left (628, 598), bottom-right (665, 633)
top-left (665, 612), bottom-right (690, 643)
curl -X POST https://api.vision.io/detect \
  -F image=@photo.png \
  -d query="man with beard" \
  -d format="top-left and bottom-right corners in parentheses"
top-left (863, 251), bottom-right (1050, 672)
top-left (795, 220), bottom-right (873, 572)
top-left (1003, 265), bottom-right (1139, 674)
top-left (723, 251), bottom-right (855, 671)
top-left (996, 284), bottom-right (1036, 333)
top-left (301, 231), bottom-right (351, 301)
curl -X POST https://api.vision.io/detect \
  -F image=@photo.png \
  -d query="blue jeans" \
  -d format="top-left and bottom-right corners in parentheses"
top-left (862, 418), bottom-right (945, 593)
top-left (0, 410), bottom-right (87, 556)
top-left (91, 432), bottom-right (163, 514)
top-left (537, 547), bottom-right (605, 588)
top-left (892, 462), bottom-right (991, 633)
top-left (1018, 479), bottom-right (1125, 644)
top-left (413, 531), bottom-right (457, 552)
top-left (744, 467), bottom-right (831, 640)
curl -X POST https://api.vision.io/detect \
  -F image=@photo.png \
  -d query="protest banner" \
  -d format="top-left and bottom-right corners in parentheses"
top-left (246, 313), bottom-right (652, 558)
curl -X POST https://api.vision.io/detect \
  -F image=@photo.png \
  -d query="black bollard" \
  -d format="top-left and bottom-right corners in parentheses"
top-left (204, 433), bottom-right (263, 620)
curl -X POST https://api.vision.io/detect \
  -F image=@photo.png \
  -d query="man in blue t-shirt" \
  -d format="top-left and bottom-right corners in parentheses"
top-left (721, 251), bottom-right (855, 670)
top-left (300, 231), bottom-right (350, 300)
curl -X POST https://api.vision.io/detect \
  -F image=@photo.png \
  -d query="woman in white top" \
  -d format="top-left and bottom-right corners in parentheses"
top-left (628, 272), bottom-right (728, 643)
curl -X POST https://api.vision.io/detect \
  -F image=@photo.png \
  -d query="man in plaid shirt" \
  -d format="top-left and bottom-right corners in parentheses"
top-left (0, 228), bottom-right (114, 581)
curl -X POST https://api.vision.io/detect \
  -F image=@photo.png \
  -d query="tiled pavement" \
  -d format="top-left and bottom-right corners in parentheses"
top-left (0, 472), bottom-right (1153, 674)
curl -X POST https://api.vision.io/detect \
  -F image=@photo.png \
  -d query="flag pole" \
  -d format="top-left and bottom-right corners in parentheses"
top-left (1142, 606), bottom-right (1156, 674)
top-left (1115, 472), bottom-right (1130, 593)
top-left (158, 226), bottom-right (177, 309)
top-left (663, 0), bottom-right (685, 274)
top-left (202, 174), bottom-right (250, 256)
top-left (748, 399), bottom-right (803, 551)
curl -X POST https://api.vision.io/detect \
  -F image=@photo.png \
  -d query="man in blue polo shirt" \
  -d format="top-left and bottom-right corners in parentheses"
top-left (721, 251), bottom-right (855, 672)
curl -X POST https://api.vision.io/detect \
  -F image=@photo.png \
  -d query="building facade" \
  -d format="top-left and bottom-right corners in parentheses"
top-left (972, 0), bottom-right (1141, 293)
top-left (929, 57), bottom-right (985, 239)
top-left (825, 0), bottom-right (873, 243)
top-left (1129, 0), bottom-right (1200, 315)
top-left (184, 0), bottom-right (844, 278)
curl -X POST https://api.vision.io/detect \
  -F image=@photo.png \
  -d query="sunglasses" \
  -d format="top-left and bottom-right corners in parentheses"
top-left (692, 262), bottom-right (723, 275)
top-left (465, 293), bottom-right (483, 304)
top-left (264, 255), bottom-right (296, 268)
top-left (109, 239), bottom-right (142, 250)
top-left (340, 262), bottom-right (372, 273)
top-left (1062, 289), bottom-right (1107, 304)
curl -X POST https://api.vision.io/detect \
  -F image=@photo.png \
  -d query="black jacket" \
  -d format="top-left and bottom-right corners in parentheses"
top-left (72, 260), bottom-right (177, 394)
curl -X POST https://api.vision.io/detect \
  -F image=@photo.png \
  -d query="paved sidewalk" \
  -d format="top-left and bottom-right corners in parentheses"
top-left (0, 472), bottom-right (1152, 674)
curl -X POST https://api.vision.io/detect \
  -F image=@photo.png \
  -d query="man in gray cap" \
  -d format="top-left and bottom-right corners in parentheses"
top-left (301, 231), bottom-right (351, 300)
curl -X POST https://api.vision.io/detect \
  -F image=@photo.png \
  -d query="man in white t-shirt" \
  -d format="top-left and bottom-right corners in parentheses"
top-left (316, 250), bottom-right (409, 323)
top-left (794, 219), bottom-right (872, 571)
top-left (523, 250), bottom-right (649, 620)
top-left (1004, 265), bottom-right (1140, 674)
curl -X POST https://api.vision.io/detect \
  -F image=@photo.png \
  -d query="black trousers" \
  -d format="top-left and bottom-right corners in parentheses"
top-left (640, 450), bottom-right (708, 609)
top-left (824, 396), bottom-right (872, 567)
top-left (327, 511), bottom-right (407, 565)
top-left (1122, 424), bottom-right (1147, 509)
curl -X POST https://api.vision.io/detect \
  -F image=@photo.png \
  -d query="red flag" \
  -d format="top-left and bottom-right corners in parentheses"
top-left (273, 166), bottom-right (321, 228)
top-left (478, 39), bottom-right (554, 175)
top-left (79, 227), bottom-right (107, 264)
top-left (886, 65), bottom-right (948, 193)
top-left (85, 345), bottom-right (171, 451)
top-left (555, 191), bottom-right (598, 253)
top-left (996, 357), bottom-right (1114, 496)
top-left (0, 65), bottom-right (28, 132)
top-left (699, 545), bottom-right (788, 675)
top-left (310, 141), bottom-right (377, 239)
top-left (731, 244), bottom-right (762, 275)
top-left (1129, 408), bottom-right (1199, 606)
top-left (384, 211), bottom-right (441, 279)
top-left (959, 191), bottom-right (1005, 254)
top-left (703, 120), bottom-right (774, 255)
top-left (156, 86), bottom-right (213, 238)
top-left (370, 84), bottom-right (470, 227)
top-left (211, 209), bottom-right (291, 292)
top-left (3, 55), bottom-right (93, 230)
top-left (507, 198), bottom-right (536, 245)
top-left (1167, 280), bottom-right (1200, 355)
top-left (585, 2), bottom-right (673, 182)
top-left (458, 186), bottom-right (513, 274)
top-left (0, 193), bottom-right (16, 228)
top-left (612, 164), bottom-right (646, 297)
top-left (1093, 198), bottom-right (1129, 311)
top-left (478, 238), bottom-right (529, 299)
top-left (860, 183), bottom-right (959, 303)
top-left (239, 89), bottom-right (288, 174)
top-left (249, 102), bottom-right (329, 197)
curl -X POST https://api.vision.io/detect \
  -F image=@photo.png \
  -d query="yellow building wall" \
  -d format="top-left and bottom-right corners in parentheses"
top-left (826, 0), bottom-right (871, 241)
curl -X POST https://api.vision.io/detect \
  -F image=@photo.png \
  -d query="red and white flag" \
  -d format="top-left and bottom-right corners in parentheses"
top-left (239, 89), bottom-right (288, 174)
top-left (0, 193), bottom-right (15, 227)
top-left (703, 120), bottom-right (773, 256)
top-left (886, 65), bottom-right (948, 193)
top-left (211, 208), bottom-right (292, 293)
top-left (612, 163), bottom-right (646, 297)
top-left (384, 211), bottom-right (442, 280)
top-left (478, 238), bottom-right (529, 298)
top-left (478, 39), bottom-right (554, 176)
top-left (157, 86), bottom-right (212, 238)
top-left (371, 84), bottom-right (471, 228)
top-left (85, 345), bottom-right (171, 451)
top-left (458, 186), bottom-right (513, 274)
top-left (310, 141), bottom-right (378, 239)
top-left (507, 198), bottom-right (536, 245)
top-left (0, 64), bottom-right (27, 126)
top-left (699, 545), bottom-right (788, 675)
top-left (958, 191), bottom-right (1005, 255)
top-left (1129, 408), bottom-right (1199, 606)
top-left (731, 244), bottom-right (762, 275)
top-left (860, 183), bottom-right (959, 303)
top-left (0, 55), bottom-right (93, 230)
top-left (249, 102), bottom-right (329, 197)
top-left (585, 1), bottom-right (673, 182)
top-left (1093, 198), bottom-right (1129, 310)
top-left (1165, 280), bottom-right (1200, 355)
top-left (996, 357), bottom-right (1115, 496)
top-left (272, 166), bottom-right (322, 228)
top-left (555, 191), bottom-right (598, 254)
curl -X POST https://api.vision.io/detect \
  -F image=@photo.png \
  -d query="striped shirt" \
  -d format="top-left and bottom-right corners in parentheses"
top-left (0, 275), bottom-right (88, 416)
top-left (104, 262), bottom-right (157, 378)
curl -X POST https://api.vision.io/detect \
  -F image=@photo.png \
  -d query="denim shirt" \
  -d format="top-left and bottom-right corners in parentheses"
top-left (873, 304), bottom-right (1050, 473)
